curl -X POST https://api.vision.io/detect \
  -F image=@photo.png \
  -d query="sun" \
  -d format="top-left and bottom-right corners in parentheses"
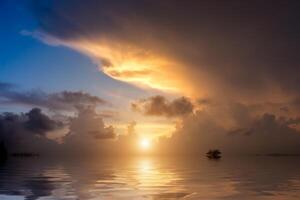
top-left (139, 138), bottom-right (151, 150)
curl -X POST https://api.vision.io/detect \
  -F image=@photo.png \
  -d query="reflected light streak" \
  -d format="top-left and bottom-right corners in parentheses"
top-left (136, 158), bottom-right (178, 189)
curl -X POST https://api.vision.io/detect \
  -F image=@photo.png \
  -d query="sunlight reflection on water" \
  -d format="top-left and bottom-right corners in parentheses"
top-left (1, 156), bottom-right (300, 199)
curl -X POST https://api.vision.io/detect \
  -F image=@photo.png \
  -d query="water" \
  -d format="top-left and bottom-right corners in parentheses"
top-left (1, 156), bottom-right (300, 199)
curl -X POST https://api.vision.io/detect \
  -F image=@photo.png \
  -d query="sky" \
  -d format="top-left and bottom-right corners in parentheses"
top-left (0, 0), bottom-right (300, 155)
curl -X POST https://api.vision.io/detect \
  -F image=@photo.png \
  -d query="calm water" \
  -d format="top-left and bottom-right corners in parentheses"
top-left (1, 156), bottom-right (300, 200)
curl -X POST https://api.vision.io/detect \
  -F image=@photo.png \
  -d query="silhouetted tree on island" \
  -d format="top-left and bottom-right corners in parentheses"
top-left (206, 149), bottom-right (221, 159)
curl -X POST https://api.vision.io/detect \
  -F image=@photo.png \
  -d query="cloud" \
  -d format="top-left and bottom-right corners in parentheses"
top-left (0, 108), bottom-right (62, 137)
top-left (27, 0), bottom-right (300, 102)
top-left (51, 91), bottom-right (106, 106)
top-left (127, 121), bottom-right (137, 135)
top-left (1, 102), bottom-right (300, 156)
top-left (25, 108), bottom-right (63, 135)
top-left (0, 108), bottom-right (63, 153)
top-left (0, 106), bottom-right (119, 155)
top-left (23, 1), bottom-right (300, 155)
top-left (65, 107), bottom-right (116, 141)
top-left (229, 113), bottom-right (300, 136)
top-left (157, 105), bottom-right (300, 155)
top-left (132, 96), bottom-right (194, 117)
top-left (0, 82), bottom-right (15, 90)
top-left (59, 107), bottom-right (118, 155)
top-left (47, 91), bottom-right (107, 111)
top-left (130, 95), bottom-right (300, 154)
top-left (0, 81), bottom-right (106, 111)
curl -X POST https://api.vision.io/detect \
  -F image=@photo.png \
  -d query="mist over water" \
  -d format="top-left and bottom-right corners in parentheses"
top-left (1, 156), bottom-right (300, 200)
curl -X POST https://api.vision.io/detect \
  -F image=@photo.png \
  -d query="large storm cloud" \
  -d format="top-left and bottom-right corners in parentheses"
top-left (27, 0), bottom-right (300, 102)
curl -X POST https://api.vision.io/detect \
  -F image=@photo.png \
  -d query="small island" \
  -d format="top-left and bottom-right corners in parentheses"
top-left (206, 149), bottom-right (222, 159)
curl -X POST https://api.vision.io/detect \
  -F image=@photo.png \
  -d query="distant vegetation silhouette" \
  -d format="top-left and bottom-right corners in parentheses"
top-left (0, 142), bottom-right (7, 162)
top-left (0, 141), bottom-right (39, 160)
top-left (11, 153), bottom-right (39, 157)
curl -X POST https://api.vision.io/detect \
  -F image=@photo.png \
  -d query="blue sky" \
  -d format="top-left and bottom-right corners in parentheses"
top-left (0, 1), bottom-right (149, 112)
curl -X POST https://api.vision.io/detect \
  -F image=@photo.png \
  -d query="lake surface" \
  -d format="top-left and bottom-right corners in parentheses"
top-left (1, 156), bottom-right (300, 199)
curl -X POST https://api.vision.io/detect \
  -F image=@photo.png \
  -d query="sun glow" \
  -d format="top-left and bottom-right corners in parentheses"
top-left (139, 138), bottom-right (151, 150)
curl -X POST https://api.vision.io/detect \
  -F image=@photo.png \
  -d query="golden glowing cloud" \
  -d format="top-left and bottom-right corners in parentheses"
top-left (35, 32), bottom-right (200, 97)
top-left (71, 39), bottom-right (191, 93)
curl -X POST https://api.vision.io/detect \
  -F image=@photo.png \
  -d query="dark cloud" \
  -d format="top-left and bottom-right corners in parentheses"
top-left (197, 98), bottom-right (211, 106)
top-left (2, 100), bottom-right (300, 156)
top-left (0, 82), bottom-right (14, 90)
top-left (0, 81), bottom-right (106, 111)
top-left (66, 107), bottom-right (116, 140)
top-left (0, 106), bottom-right (118, 155)
top-left (280, 106), bottom-right (289, 113)
top-left (88, 129), bottom-right (115, 139)
top-left (27, 0), bottom-right (300, 101)
top-left (0, 108), bottom-right (62, 154)
top-left (25, 108), bottom-right (63, 136)
top-left (158, 108), bottom-right (300, 155)
top-left (61, 107), bottom-right (118, 155)
top-left (132, 96), bottom-right (194, 117)
top-left (228, 113), bottom-right (300, 135)
top-left (51, 91), bottom-right (106, 106)
top-left (292, 98), bottom-right (300, 108)
top-left (0, 108), bottom-right (61, 138)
